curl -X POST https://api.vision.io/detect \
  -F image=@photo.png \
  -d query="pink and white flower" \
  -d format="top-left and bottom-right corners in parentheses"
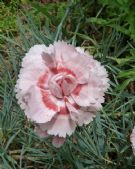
top-left (130, 127), bottom-right (135, 155)
top-left (15, 41), bottom-right (109, 148)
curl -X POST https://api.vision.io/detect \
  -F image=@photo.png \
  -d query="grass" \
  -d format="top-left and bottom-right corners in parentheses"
top-left (0, 0), bottom-right (135, 168)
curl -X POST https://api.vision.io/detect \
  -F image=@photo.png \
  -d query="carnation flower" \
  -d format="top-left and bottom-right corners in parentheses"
top-left (130, 127), bottom-right (135, 155)
top-left (15, 41), bottom-right (109, 148)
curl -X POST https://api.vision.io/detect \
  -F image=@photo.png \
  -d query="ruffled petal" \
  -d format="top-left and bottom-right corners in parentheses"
top-left (72, 84), bottom-right (90, 107)
top-left (37, 118), bottom-right (56, 131)
top-left (25, 86), bottom-right (58, 123)
top-left (15, 45), bottom-right (53, 109)
top-left (47, 114), bottom-right (76, 137)
top-left (72, 82), bottom-right (105, 108)
top-left (21, 45), bottom-right (47, 69)
top-left (54, 41), bottom-right (76, 63)
top-left (66, 102), bottom-right (97, 126)
top-left (54, 42), bottom-right (91, 84)
top-left (88, 60), bottom-right (109, 91)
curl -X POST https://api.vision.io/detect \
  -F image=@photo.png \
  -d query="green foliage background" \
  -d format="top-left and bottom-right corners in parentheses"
top-left (0, 0), bottom-right (135, 168)
top-left (0, 0), bottom-right (20, 33)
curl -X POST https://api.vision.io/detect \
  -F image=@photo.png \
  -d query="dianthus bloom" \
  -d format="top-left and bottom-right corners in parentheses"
top-left (15, 41), bottom-right (109, 147)
top-left (130, 127), bottom-right (135, 155)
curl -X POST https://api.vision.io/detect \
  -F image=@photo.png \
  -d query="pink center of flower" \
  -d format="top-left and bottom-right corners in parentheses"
top-left (37, 69), bottom-right (80, 115)
top-left (49, 73), bottom-right (77, 99)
